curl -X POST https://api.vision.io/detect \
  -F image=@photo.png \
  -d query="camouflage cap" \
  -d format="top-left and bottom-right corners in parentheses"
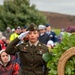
top-left (26, 23), bottom-right (38, 31)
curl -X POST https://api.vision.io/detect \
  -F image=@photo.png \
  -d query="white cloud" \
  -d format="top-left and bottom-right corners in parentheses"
top-left (0, 0), bottom-right (4, 5)
top-left (30, 0), bottom-right (75, 15)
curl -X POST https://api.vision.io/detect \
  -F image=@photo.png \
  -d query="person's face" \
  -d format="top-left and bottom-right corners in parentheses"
top-left (22, 29), bottom-right (26, 32)
top-left (39, 29), bottom-right (46, 34)
top-left (16, 28), bottom-right (21, 34)
top-left (28, 30), bottom-right (39, 43)
top-left (46, 26), bottom-right (51, 31)
top-left (0, 52), bottom-right (9, 63)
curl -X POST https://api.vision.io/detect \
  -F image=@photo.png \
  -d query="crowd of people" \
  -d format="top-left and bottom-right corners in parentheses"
top-left (0, 23), bottom-right (67, 75)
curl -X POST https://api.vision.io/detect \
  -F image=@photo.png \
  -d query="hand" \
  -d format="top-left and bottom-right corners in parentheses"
top-left (18, 31), bottom-right (29, 40)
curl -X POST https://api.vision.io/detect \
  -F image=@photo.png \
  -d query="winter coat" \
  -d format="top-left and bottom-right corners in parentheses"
top-left (0, 50), bottom-right (20, 75)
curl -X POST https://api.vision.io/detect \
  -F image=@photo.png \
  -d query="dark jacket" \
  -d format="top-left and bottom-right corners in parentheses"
top-left (46, 31), bottom-right (58, 42)
top-left (6, 38), bottom-right (48, 75)
top-left (38, 33), bottom-right (50, 44)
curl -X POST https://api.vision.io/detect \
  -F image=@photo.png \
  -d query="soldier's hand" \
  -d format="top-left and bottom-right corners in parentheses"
top-left (18, 31), bottom-right (29, 40)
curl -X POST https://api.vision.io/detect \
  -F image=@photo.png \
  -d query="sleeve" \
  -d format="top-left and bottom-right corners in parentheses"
top-left (43, 45), bottom-right (49, 75)
top-left (45, 53), bottom-right (49, 75)
top-left (45, 63), bottom-right (49, 75)
top-left (52, 32), bottom-right (58, 42)
top-left (10, 34), bottom-right (14, 42)
top-left (5, 38), bottom-right (20, 55)
top-left (12, 63), bottom-right (20, 75)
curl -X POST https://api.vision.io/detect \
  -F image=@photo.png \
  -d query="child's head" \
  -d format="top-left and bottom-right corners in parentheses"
top-left (0, 49), bottom-right (10, 64)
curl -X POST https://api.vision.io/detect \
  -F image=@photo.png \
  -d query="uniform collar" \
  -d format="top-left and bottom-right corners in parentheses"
top-left (29, 41), bottom-right (39, 46)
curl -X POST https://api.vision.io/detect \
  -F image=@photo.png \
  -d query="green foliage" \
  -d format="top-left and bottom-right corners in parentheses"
top-left (42, 52), bottom-right (53, 62)
top-left (53, 29), bottom-right (60, 35)
top-left (44, 33), bottom-right (75, 75)
top-left (0, 5), bottom-right (6, 31)
top-left (0, 0), bottom-right (48, 31)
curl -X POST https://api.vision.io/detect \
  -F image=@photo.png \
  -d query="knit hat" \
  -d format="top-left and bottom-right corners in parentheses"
top-left (0, 49), bottom-right (5, 54)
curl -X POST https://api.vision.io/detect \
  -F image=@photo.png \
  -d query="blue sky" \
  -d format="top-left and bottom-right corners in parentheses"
top-left (1, 0), bottom-right (75, 16)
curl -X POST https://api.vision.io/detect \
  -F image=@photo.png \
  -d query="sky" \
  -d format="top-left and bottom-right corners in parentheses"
top-left (0, 0), bottom-right (75, 16)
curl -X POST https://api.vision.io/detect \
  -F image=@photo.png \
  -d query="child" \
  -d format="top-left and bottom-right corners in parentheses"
top-left (0, 49), bottom-right (20, 75)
